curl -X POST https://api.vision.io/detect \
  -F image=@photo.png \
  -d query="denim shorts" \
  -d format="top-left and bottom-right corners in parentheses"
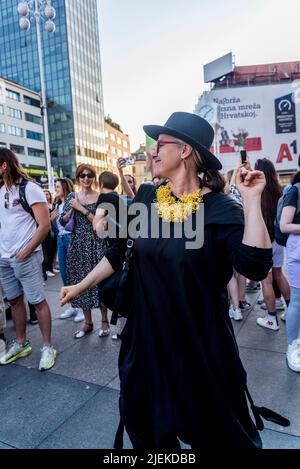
top-left (0, 250), bottom-right (45, 304)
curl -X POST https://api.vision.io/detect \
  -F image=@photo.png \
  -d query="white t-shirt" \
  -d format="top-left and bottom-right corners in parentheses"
top-left (56, 203), bottom-right (70, 236)
top-left (0, 181), bottom-right (46, 257)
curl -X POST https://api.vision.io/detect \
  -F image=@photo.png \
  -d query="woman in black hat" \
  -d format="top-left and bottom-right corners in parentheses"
top-left (60, 112), bottom-right (280, 448)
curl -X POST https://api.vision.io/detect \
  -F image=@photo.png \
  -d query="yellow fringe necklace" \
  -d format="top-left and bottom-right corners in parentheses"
top-left (155, 183), bottom-right (203, 222)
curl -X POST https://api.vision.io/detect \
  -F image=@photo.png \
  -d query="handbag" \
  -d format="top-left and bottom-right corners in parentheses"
top-left (65, 210), bottom-right (75, 232)
top-left (98, 239), bottom-right (134, 325)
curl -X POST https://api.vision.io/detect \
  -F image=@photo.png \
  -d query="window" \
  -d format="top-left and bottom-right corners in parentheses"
top-left (0, 124), bottom-right (5, 133)
top-left (26, 130), bottom-right (43, 141)
top-left (7, 107), bottom-right (22, 119)
top-left (8, 125), bottom-right (23, 137)
top-left (110, 133), bottom-right (116, 141)
top-left (23, 95), bottom-right (40, 107)
top-left (6, 89), bottom-right (20, 101)
top-left (117, 136), bottom-right (121, 144)
top-left (25, 113), bottom-right (42, 125)
top-left (0, 105), bottom-right (3, 115)
top-left (123, 140), bottom-right (128, 148)
top-left (10, 144), bottom-right (25, 155)
top-left (28, 147), bottom-right (44, 158)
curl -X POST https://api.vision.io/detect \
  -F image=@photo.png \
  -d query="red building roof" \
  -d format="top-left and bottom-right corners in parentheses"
top-left (214, 61), bottom-right (300, 88)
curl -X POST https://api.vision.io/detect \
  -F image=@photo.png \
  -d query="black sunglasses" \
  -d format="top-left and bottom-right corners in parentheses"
top-left (79, 173), bottom-right (94, 179)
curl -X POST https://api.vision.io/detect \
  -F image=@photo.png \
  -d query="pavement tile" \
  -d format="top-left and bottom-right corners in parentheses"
top-left (237, 305), bottom-right (287, 353)
top-left (106, 375), bottom-right (120, 391)
top-left (48, 329), bottom-right (121, 386)
top-left (0, 441), bottom-right (15, 449)
top-left (261, 429), bottom-right (300, 449)
top-left (239, 347), bottom-right (300, 437)
top-left (0, 367), bottom-right (100, 449)
top-left (0, 364), bottom-right (31, 387)
top-left (38, 387), bottom-right (132, 449)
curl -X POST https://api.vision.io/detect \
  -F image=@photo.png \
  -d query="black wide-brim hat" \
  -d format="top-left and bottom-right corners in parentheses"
top-left (143, 111), bottom-right (222, 170)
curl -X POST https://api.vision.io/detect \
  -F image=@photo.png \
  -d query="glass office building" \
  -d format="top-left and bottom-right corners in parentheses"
top-left (0, 0), bottom-right (106, 178)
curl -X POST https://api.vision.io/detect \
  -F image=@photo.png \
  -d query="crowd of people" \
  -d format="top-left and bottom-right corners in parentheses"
top-left (0, 111), bottom-right (298, 448)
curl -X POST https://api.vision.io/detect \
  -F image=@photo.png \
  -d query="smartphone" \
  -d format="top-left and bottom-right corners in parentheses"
top-left (123, 156), bottom-right (135, 166)
top-left (240, 150), bottom-right (247, 164)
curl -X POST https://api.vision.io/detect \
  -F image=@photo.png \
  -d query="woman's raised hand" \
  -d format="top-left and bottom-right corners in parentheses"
top-left (236, 165), bottom-right (266, 199)
top-left (70, 198), bottom-right (84, 212)
top-left (60, 285), bottom-right (80, 306)
top-left (117, 158), bottom-right (126, 173)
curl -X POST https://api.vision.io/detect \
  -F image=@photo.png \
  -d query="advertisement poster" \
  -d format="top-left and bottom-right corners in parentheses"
top-left (195, 83), bottom-right (299, 174)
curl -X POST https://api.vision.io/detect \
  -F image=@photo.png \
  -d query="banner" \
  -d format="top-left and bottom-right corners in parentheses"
top-left (195, 83), bottom-right (299, 173)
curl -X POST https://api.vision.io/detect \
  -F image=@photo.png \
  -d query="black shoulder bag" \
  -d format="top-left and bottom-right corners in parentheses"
top-left (98, 238), bottom-right (134, 325)
top-left (98, 184), bottom-right (155, 326)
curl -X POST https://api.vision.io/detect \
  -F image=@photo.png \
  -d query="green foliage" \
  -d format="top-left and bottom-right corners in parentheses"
top-left (105, 114), bottom-right (122, 133)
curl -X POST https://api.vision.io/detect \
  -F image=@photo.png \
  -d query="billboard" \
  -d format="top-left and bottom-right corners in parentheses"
top-left (195, 82), bottom-right (300, 173)
top-left (204, 52), bottom-right (233, 83)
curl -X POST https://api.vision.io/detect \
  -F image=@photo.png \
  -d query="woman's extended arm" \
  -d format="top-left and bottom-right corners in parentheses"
top-left (60, 256), bottom-right (114, 305)
top-left (236, 167), bottom-right (272, 249)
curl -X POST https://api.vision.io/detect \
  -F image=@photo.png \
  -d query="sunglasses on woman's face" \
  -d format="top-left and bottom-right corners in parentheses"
top-left (79, 173), bottom-right (94, 179)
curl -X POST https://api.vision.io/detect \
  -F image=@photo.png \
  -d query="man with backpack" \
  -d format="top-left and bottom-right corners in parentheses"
top-left (0, 149), bottom-right (56, 370)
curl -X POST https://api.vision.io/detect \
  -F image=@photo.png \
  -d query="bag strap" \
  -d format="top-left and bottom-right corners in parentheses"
top-left (110, 238), bottom-right (134, 326)
top-left (245, 386), bottom-right (290, 430)
top-left (19, 179), bottom-right (35, 220)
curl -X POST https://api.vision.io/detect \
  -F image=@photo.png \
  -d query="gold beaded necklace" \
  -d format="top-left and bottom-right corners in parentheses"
top-left (155, 183), bottom-right (203, 222)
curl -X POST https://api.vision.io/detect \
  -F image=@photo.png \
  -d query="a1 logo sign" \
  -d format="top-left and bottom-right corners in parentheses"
top-left (276, 140), bottom-right (298, 163)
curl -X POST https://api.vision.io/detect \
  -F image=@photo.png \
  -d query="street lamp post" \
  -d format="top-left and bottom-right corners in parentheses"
top-left (17, 1), bottom-right (56, 192)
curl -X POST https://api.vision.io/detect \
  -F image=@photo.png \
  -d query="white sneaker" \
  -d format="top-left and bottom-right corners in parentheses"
top-left (229, 305), bottom-right (242, 321)
top-left (287, 340), bottom-right (300, 372)
top-left (53, 268), bottom-right (60, 273)
top-left (46, 271), bottom-right (55, 278)
top-left (257, 314), bottom-right (280, 330)
top-left (280, 312), bottom-right (286, 321)
top-left (39, 346), bottom-right (57, 371)
top-left (260, 299), bottom-right (286, 311)
top-left (60, 306), bottom-right (77, 319)
top-left (73, 309), bottom-right (85, 323)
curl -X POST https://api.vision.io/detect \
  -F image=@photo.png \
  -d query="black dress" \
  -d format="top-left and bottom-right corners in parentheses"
top-left (105, 184), bottom-right (272, 449)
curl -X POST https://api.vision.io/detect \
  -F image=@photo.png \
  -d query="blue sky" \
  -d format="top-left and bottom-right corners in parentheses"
top-left (98, 0), bottom-right (299, 150)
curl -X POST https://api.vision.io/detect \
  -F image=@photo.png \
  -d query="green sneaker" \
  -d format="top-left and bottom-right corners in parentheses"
top-left (39, 346), bottom-right (57, 371)
top-left (0, 340), bottom-right (32, 365)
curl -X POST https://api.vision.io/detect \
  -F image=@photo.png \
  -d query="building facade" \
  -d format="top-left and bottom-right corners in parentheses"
top-left (195, 59), bottom-right (300, 177)
top-left (131, 145), bottom-right (150, 188)
top-left (0, 77), bottom-right (46, 178)
top-left (105, 121), bottom-right (131, 176)
top-left (0, 0), bottom-right (106, 179)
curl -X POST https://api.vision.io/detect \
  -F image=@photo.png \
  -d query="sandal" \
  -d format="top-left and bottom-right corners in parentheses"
top-left (99, 320), bottom-right (110, 338)
top-left (74, 322), bottom-right (93, 339)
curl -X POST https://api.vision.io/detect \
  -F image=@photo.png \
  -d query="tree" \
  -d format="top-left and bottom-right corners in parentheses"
top-left (104, 114), bottom-right (122, 133)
